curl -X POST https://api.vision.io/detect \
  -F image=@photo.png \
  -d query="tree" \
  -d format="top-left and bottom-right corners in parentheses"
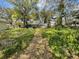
top-left (7, 0), bottom-right (38, 28)
top-left (56, 0), bottom-right (64, 26)
top-left (7, 0), bottom-right (78, 28)
top-left (40, 10), bottom-right (53, 28)
top-left (71, 10), bottom-right (79, 27)
top-left (0, 8), bottom-right (21, 28)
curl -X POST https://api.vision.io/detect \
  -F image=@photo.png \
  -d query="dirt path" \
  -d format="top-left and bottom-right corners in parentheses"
top-left (9, 29), bottom-right (53, 59)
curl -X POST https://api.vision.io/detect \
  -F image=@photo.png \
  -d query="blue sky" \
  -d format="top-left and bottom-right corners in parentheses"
top-left (0, 0), bottom-right (14, 8)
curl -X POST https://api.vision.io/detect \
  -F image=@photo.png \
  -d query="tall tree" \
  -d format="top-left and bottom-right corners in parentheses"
top-left (56, 0), bottom-right (64, 26)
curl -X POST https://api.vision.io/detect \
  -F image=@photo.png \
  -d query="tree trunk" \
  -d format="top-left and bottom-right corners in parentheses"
top-left (56, 16), bottom-right (63, 26)
top-left (56, 0), bottom-right (64, 27)
top-left (47, 19), bottom-right (51, 28)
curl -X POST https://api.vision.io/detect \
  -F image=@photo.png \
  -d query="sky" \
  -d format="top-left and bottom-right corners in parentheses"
top-left (0, 0), bottom-right (14, 8)
top-left (0, 0), bottom-right (79, 8)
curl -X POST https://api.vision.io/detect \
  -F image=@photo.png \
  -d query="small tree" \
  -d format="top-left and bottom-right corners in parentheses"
top-left (7, 0), bottom-right (38, 28)
top-left (3, 8), bottom-right (21, 28)
top-left (40, 10), bottom-right (53, 28)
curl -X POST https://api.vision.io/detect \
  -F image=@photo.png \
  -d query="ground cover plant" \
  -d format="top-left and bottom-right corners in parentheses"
top-left (0, 28), bottom-right (35, 59)
top-left (42, 28), bottom-right (79, 59)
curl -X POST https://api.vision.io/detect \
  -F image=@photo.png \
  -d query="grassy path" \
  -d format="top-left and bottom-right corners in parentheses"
top-left (9, 29), bottom-right (52, 59)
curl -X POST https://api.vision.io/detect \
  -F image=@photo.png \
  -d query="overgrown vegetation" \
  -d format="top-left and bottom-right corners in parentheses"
top-left (0, 0), bottom-right (79, 59)
top-left (0, 28), bottom-right (35, 58)
top-left (0, 28), bottom-right (79, 59)
top-left (42, 28), bottom-right (79, 59)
